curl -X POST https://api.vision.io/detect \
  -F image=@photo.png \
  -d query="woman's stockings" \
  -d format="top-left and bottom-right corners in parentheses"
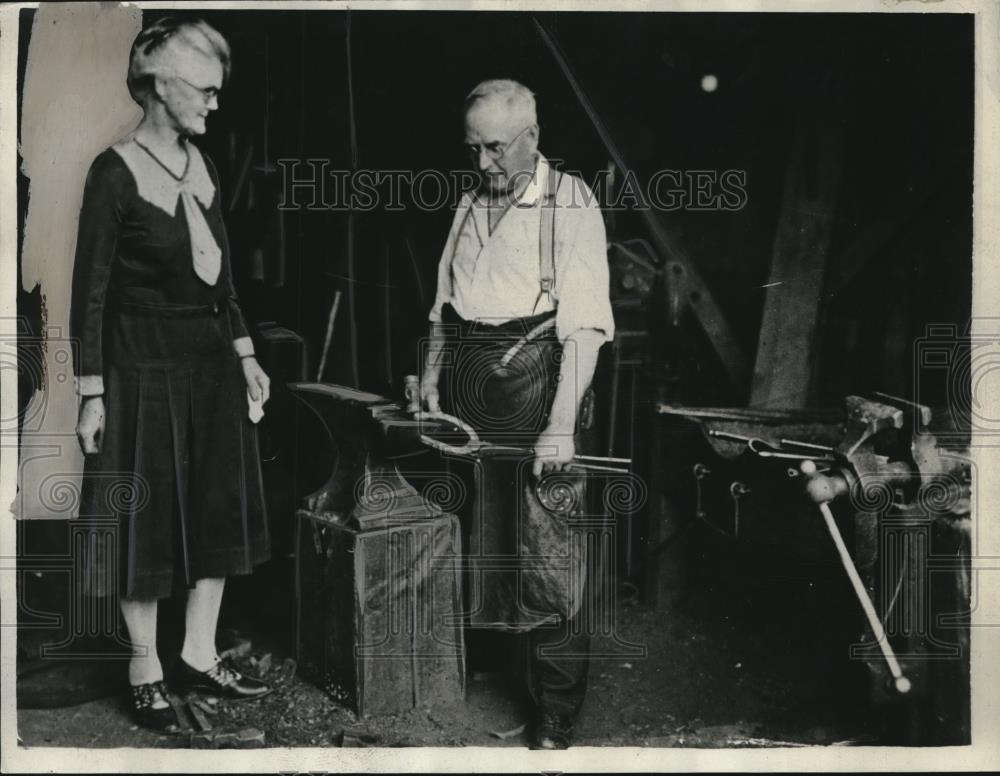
top-left (120, 597), bottom-right (163, 692)
top-left (180, 577), bottom-right (226, 671)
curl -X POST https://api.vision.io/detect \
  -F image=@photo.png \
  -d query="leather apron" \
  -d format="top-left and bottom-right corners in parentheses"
top-left (438, 169), bottom-right (594, 631)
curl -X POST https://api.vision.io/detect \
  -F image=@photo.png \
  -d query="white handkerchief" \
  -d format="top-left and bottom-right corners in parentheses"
top-left (248, 389), bottom-right (265, 424)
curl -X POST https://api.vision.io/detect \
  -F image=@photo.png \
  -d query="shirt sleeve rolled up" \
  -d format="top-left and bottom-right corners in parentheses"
top-left (553, 175), bottom-right (616, 344)
top-left (428, 198), bottom-right (470, 324)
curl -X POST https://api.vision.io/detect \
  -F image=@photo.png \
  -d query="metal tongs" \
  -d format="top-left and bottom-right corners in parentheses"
top-left (413, 410), bottom-right (632, 472)
top-left (708, 430), bottom-right (837, 462)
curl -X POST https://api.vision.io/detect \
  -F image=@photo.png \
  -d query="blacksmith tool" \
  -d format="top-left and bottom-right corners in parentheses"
top-left (780, 395), bottom-right (946, 697)
top-left (316, 290), bottom-right (343, 382)
top-left (800, 458), bottom-right (911, 695)
top-left (707, 428), bottom-right (836, 462)
top-left (414, 410), bottom-right (632, 472)
top-left (748, 437), bottom-right (836, 462)
top-left (780, 438), bottom-right (835, 453)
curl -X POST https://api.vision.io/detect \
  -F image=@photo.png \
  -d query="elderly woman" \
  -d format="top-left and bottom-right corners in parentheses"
top-left (71, 17), bottom-right (271, 733)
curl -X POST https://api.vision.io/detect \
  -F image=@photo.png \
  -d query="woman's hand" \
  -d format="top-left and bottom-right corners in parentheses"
top-left (241, 356), bottom-right (271, 404)
top-left (77, 396), bottom-right (106, 455)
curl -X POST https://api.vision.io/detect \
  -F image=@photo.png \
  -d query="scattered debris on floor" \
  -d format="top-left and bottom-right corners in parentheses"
top-left (17, 597), bottom-right (874, 749)
top-left (490, 723), bottom-right (527, 740)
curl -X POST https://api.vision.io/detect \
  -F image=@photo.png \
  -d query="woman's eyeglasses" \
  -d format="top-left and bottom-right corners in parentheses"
top-left (173, 74), bottom-right (220, 103)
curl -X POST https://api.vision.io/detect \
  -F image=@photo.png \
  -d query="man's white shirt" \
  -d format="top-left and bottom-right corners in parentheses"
top-left (429, 155), bottom-right (615, 343)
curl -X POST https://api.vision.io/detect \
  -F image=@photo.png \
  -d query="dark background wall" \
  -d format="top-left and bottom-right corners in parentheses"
top-left (18, 9), bottom-right (973, 408)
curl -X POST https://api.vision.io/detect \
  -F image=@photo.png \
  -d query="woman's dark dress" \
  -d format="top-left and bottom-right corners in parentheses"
top-left (71, 138), bottom-right (270, 600)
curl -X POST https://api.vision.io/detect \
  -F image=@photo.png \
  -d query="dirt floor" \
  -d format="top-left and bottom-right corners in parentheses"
top-left (17, 546), bottom-right (880, 750)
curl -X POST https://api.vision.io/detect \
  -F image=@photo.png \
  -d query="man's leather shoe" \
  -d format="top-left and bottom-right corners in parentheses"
top-left (171, 657), bottom-right (271, 701)
top-left (531, 711), bottom-right (574, 750)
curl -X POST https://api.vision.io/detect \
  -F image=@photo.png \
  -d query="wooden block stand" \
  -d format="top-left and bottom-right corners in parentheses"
top-left (295, 502), bottom-right (465, 717)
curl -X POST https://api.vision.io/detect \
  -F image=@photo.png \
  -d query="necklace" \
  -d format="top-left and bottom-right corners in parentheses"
top-left (133, 137), bottom-right (190, 182)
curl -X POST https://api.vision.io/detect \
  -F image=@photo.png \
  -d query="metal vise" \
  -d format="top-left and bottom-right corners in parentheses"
top-left (798, 393), bottom-right (971, 743)
top-left (655, 393), bottom-right (971, 743)
top-left (801, 392), bottom-right (969, 512)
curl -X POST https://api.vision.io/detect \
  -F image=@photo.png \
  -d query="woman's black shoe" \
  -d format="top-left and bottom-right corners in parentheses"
top-left (171, 657), bottom-right (272, 701)
top-left (130, 680), bottom-right (182, 734)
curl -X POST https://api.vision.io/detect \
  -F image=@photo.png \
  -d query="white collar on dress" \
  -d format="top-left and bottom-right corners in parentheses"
top-left (111, 136), bottom-right (216, 217)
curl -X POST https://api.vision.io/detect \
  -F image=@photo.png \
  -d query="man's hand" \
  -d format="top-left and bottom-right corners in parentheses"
top-left (533, 426), bottom-right (575, 478)
top-left (420, 375), bottom-right (441, 413)
top-left (531, 328), bottom-right (604, 478)
top-left (77, 396), bottom-right (106, 455)
top-left (421, 322), bottom-right (446, 414)
top-left (241, 357), bottom-right (271, 404)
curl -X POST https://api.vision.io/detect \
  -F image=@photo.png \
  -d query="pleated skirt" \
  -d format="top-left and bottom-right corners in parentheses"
top-left (78, 303), bottom-right (270, 600)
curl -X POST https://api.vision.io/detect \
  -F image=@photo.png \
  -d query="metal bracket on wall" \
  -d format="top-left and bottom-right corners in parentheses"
top-left (693, 462), bottom-right (711, 520)
top-left (729, 480), bottom-right (752, 538)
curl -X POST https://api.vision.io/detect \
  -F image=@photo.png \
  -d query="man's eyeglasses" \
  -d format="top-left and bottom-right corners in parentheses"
top-left (465, 125), bottom-right (532, 162)
top-left (174, 74), bottom-right (221, 103)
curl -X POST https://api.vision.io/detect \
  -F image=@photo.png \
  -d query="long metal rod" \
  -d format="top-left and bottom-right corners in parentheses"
top-left (658, 403), bottom-right (844, 422)
top-left (316, 290), bottom-right (342, 381)
top-left (708, 429), bottom-right (752, 443)
top-left (780, 438), bottom-right (836, 452)
top-left (490, 445), bottom-right (632, 468)
top-left (568, 462), bottom-right (630, 474)
top-left (576, 454), bottom-right (632, 464)
top-left (817, 501), bottom-right (910, 694)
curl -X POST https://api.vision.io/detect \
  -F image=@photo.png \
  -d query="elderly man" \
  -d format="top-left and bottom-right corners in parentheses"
top-left (420, 79), bottom-right (614, 749)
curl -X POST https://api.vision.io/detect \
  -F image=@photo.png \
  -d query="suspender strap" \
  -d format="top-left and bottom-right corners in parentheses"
top-left (533, 167), bottom-right (562, 314)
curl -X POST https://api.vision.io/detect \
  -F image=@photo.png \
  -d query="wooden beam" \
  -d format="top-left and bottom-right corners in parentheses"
top-left (750, 102), bottom-right (845, 409)
top-left (534, 18), bottom-right (749, 389)
top-left (661, 248), bottom-right (749, 388)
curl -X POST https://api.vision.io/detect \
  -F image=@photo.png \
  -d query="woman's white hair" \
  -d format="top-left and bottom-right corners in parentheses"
top-left (127, 18), bottom-right (231, 105)
top-left (465, 79), bottom-right (537, 124)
